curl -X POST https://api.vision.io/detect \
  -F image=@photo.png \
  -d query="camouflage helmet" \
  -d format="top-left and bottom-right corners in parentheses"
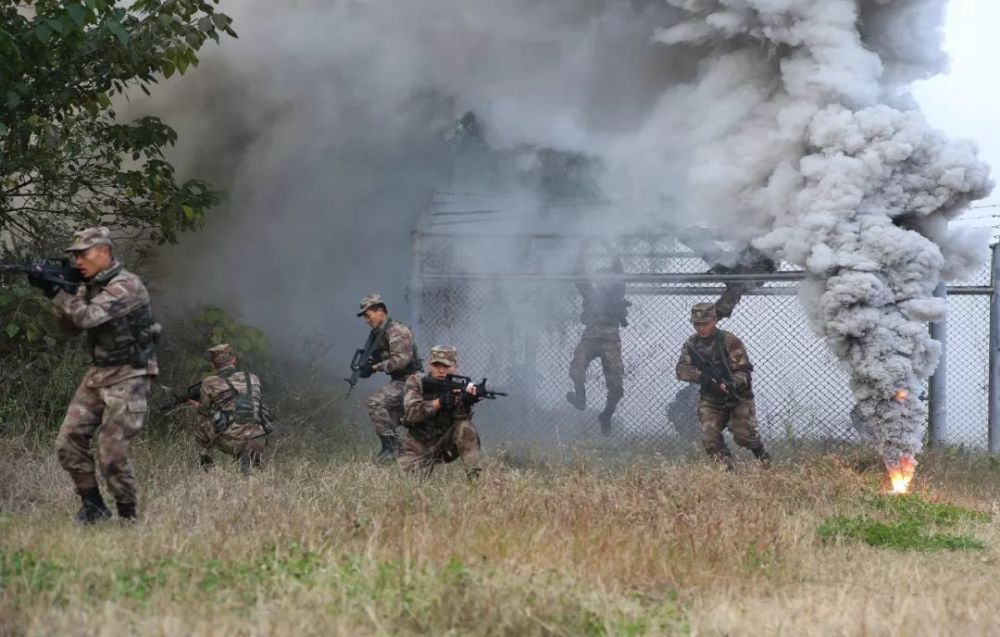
top-left (356, 293), bottom-right (386, 317)
top-left (65, 226), bottom-right (113, 253)
top-left (428, 345), bottom-right (458, 366)
top-left (689, 302), bottom-right (718, 324)
top-left (207, 343), bottom-right (236, 368)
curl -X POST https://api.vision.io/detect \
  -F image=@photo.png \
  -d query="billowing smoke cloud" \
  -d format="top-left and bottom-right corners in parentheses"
top-left (145, 0), bottom-right (991, 461)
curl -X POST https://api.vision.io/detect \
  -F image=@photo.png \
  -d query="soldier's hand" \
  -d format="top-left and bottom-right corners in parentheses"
top-left (718, 382), bottom-right (729, 394)
top-left (432, 398), bottom-right (442, 412)
top-left (187, 399), bottom-right (202, 408)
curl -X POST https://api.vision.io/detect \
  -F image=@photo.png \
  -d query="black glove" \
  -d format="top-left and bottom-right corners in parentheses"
top-left (439, 391), bottom-right (459, 411)
top-left (27, 272), bottom-right (59, 298)
top-left (358, 362), bottom-right (374, 379)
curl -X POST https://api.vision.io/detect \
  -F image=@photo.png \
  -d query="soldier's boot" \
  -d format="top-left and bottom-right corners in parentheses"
top-left (598, 390), bottom-right (623, 437)
top-left (75, 488), bottom-right (112, 526)
top-left (709, 450), bottom-right (736, 472)
top-left (565, 384), bottom-right (586, 411)
top-left (199, 454), bottom-right (214, 470)
top-left (238, 452), bottom-right (252, 475)
top-left (466, 467), bottom-right (482, 482)
top-left (116, 502), bottom-right (137, 523)
top-left (752, 447), bottom-right (772, 467)
top-left (374, 435), bottom-right (398, 464)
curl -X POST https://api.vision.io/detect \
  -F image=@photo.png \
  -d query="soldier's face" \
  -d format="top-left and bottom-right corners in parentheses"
top-left (693, 318), bottom-right (717, 338)
top-left (429, 362), bottom-right (456, 379)
top-left (73, 245), bottom-right (113, 279)
top-left (362, 307), bottom-right (387, 329)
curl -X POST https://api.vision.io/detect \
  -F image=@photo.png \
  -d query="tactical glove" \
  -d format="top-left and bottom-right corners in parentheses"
top-left (439, 390), bottom-right (459, 411)
top-left (27, 272), bottom-right (60, 298)
top-left (358, 362), bottom-right (374, 379)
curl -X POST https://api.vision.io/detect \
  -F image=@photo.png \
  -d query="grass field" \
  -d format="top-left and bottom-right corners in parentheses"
top-left (2, 435), bottom-right (1000, 636)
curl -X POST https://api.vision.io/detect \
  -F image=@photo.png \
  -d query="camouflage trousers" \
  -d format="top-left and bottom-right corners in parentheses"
top-left (367, 379), bottom-right (406, 437)
top-left (195, 421), bottom-right (268, 463)
top-left (569, 331), bottom-right (624, 399)
top-left (398, 420), bottom-right (482, 477)
top-left (55, 376), bottom-right (151, 505)
top-left (698, 396), bottom-right (763, 459)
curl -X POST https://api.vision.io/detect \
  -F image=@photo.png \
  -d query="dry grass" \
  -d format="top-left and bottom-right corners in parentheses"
top-left (2, 436), bottom-right (1000, 636)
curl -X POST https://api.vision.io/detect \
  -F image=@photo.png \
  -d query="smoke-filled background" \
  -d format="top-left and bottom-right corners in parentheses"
top-left (135, 0), bottom-right (993, 461)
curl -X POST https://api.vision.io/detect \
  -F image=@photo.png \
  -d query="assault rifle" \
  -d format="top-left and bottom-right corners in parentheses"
top-left (159, 381), bottom-right (204, 414)
top-left (685, 344), bottom-right (734, 397)
top-left (0, 258), bottom-right (83, 297)
top-left (422, 374), bottom-right (508, 409)
top-left (344, 324), bottom-right (385, 395)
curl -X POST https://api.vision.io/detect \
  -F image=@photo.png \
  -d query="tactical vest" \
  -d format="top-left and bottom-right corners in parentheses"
top-left (374, 319), bottom-right (422, 380)
top-left (581, 282), bottom-right (629, 327)
top-left (216, 367), bottom-right (267, 427)
top-left (86, 265), bottom-right (160, 368)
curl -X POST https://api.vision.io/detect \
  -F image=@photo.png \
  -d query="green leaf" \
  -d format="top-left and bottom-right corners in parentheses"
top-left (34, 23), bottom-right (53, 44)
top-left (211, 14), bottom-right (230, 29)
top-left (106, 20), bottom-right (129, 45)
top-left (5, 91), bottom-right (19, 109)
top-left (161, 59), bottom-right (176, 78)
top-left (181, 205), bottom-right (195, 220)
top-left (46, 19), bottom-right (65, 34)
top-left (0, 123), bottom-right (7, 136)
top-left (6, 323), bottom-right (20, 338)
top-left (96, 92), bottom-right (112, 108)
top-left (66, 3), bottom-right (88, 27)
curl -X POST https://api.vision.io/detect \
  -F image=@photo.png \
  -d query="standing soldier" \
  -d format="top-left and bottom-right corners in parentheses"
top-left (356, 293), bottom-right (421, 463)
top-left (190, 344), bottom-right (273, 474)
top-left (675, 302), bottom-right (770, 469)
top-left (50, 227), bottom-right (160, 524)
top-left (399, 346), bottom-right (482, 479)
top-left (565, 245), bottom-right (630, 435)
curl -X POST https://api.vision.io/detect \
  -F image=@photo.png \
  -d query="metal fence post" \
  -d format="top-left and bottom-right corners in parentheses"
top-left (928, 283), bottom-right (947, 446)
top-left (990, 242), bottom-right (1000, 454)
top-left (409, 229), bottom-right (424, 345)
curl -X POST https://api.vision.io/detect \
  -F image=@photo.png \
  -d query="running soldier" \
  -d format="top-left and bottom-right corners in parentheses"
top-left (190, 344), bottom-right (273, 474)
top-left (566, 245), bottom-right (630, 435)
top-left (399, 346), bottom-right (482, 479)
top-left (356, 294), bottom-right (421, 463)
top-left (675, 302), bottom-right (770, 469)
top-left (50, 227), bottom-right (160, 523)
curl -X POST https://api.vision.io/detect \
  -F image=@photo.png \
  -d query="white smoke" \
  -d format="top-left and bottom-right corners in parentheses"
top-left (145, 0), bottom-right (991, 459)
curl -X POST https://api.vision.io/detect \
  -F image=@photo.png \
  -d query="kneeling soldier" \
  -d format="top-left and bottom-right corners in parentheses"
top-left (191, 344), bottom-right (273, 474)
top-left (675, 302), bottom-right (770, 469)
top-left (399, 346), bottom-right (482, 478)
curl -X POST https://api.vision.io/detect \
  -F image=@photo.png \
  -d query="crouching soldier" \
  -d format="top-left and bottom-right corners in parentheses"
top-left (50, 227), bottom-right (160, 524)
top-left (399, 346), bottom-right (482, 479)
top-left (190, 344), bottom-right (273, 474)
top-left (675, 302), bottom-right (770, 469)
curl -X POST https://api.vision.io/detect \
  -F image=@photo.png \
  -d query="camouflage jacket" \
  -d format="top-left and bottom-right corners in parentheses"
top-left (577, 258), bottom-right (629, 329)
top-left (53, 262), bottom-right (158, 387)
top-left (402, 373), bottom-right (473, 444)
top-left (199, 365), bottom-right (268, 427)
top-left (675, 329), bottom-right (753, 401)
top-left (373, 318), bottom-right (421, 380)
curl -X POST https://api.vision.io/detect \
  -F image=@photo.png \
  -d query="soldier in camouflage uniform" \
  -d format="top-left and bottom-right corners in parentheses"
top-left (356, 293), bottom-right (422, 463)
top-left (189, 344), bottom-right (272, 474)
top-left (675, 302), bottom-right (770, 469)
top-left (566, 249), bottom-right (630, 435)
top-left (399, 346), bottom-right (482, 478)
top-left (50, 227), bottom-right (160, 524)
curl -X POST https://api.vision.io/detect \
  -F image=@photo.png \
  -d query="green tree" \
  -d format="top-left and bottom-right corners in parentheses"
top-left (0, 0), bottom-right (236, 245)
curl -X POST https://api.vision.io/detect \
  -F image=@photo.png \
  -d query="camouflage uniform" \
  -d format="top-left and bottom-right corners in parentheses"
top-left (356, 294), bottom-right (421, 461)
top-left (52, 227), bottom-right (159, 521)
top-left (399, 346), bottom-right (481, 477)
top-left (195, 344), bottom-right (272, 473)
top-left (567, 257), bottom-right (629, 432)
top-left (675, 303), bottom-right (768, 465)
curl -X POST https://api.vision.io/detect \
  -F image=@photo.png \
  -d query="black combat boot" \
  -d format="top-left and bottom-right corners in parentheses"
top-left (75, 488), bottom-right (112, 525)
top-left (565, 385), bottom-right (586, 411)
top-left (374, 434), bottom-right (398, 464)
top-left (116, 501), bottom-right (137, 522)
top-left (238, 452), bottom-right (252, 475)
top-left (598, 409), bottom-right (613, 436)
top-left (752, 447), bottom-right (772, 467)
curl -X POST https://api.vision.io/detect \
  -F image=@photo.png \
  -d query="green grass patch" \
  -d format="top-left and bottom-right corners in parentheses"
top-left (818, 494), bottom-right (990, 552)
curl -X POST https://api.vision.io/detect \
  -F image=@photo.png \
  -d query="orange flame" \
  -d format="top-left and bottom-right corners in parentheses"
top-left (894, 389), bottom-right (909, 403)
top-left (886, 455), bottom-right (917, 494)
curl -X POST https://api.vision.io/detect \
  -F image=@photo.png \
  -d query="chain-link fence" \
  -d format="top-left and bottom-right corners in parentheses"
top-left (412, 230), bottom-right (995, 454)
